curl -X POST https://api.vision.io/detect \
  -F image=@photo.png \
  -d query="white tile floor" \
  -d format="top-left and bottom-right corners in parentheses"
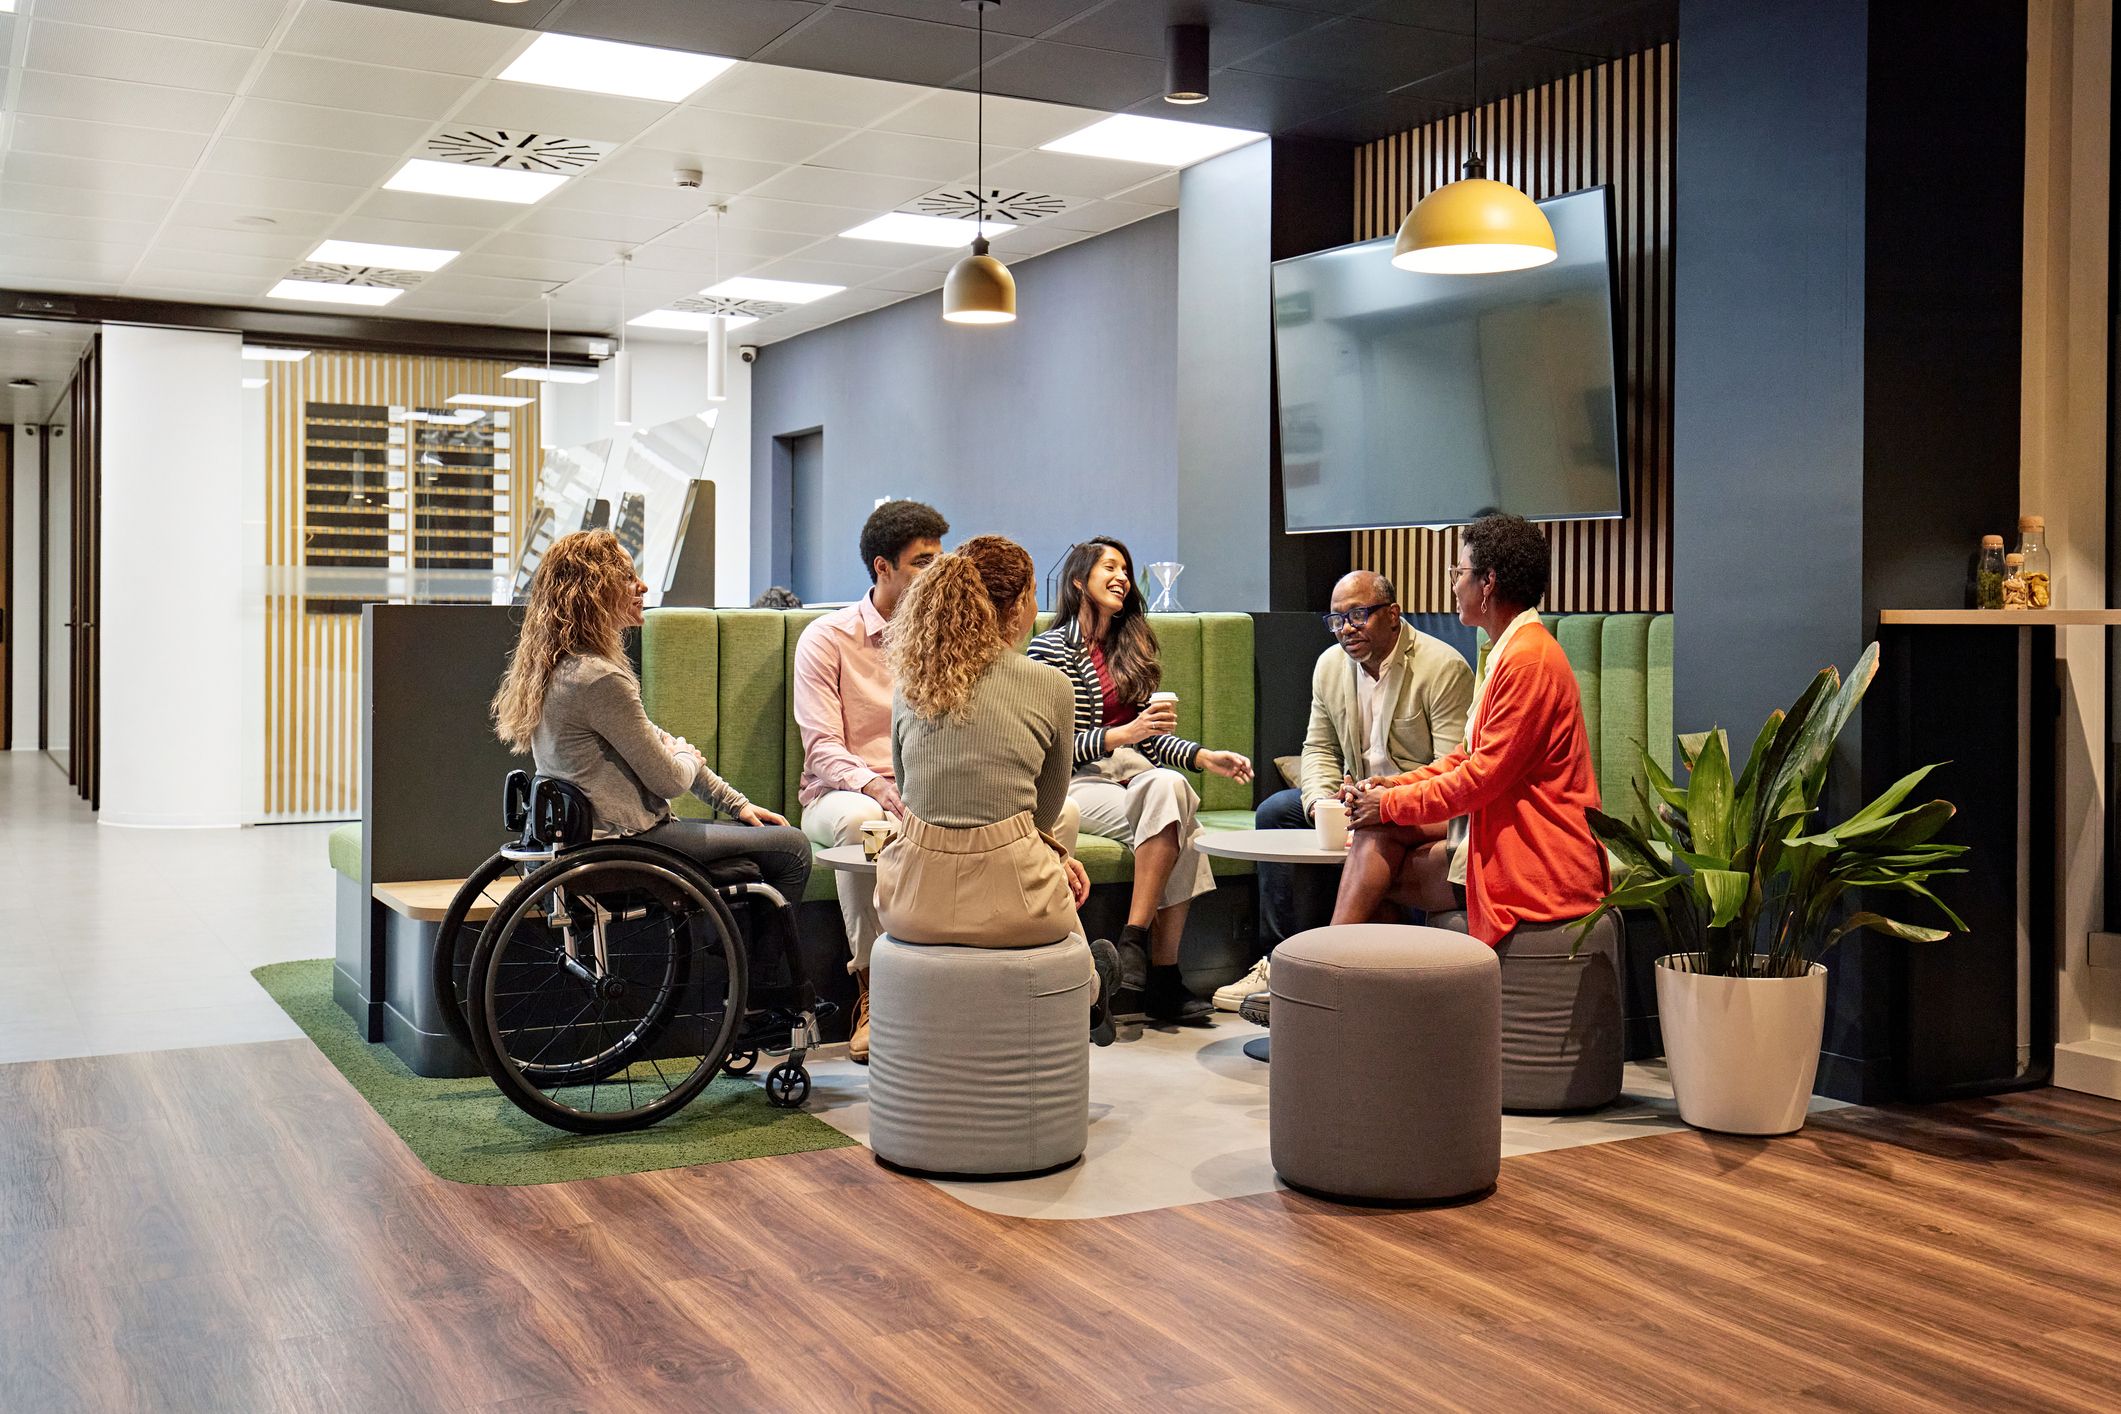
top-left (0, 752), bottom-right (333, 1063)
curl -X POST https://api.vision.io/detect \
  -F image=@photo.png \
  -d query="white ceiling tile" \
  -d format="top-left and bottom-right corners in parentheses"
top-left (221, 98), bottom-right (437, 157)
top-left (690, 64), bottom-right (920, 128)
top-left (41, 0), bottom-right (285, 47)
top-left (128, 246), bottom-right (296, 279)
top-left (0, 207), bottom-right (161, 244)
top-left (446, 252), bottom-right (599, 284)
top-left (998, 221), bottom-right (1089, 257)
top-left (481, 231), bottom-right (630, 266)
top-left (546, 179), bottom-right (731, 226)
top-left (873, 91), bottom-right (1106, 151)
top-left (511, 205), bottom-right (674, 245)
top-left (162, 201), bottom-right (337, 241)
top-left (718, 196), bottom-right (876, 237)
top-left (320, 215), bottom-right (495, 252)
top-left (25, 20), bottom-right (257, 92)
top-left (742, 165), bottom-right (933, 211)
top-left (2, 231), bottom-right (152, 266)
top-left (751, 256), bottom-right (893, 287)
top-left (574, 146), bottom-right (783, 195)
top-left (345, 187), bottom-right (535, 227)
top-left (1108, 171), bottom-right (1182, 205)
top-left (128, 273), bottom-right (281, 300)
top-left (203, 137), bottom-right (398, 188)
top-left (276, 3), bottom-right (522, 78)
top-left (0, 251), bottom-right (141, 282)
top-left (649, 222), bottom-right (813, 261)
top-left (421, 273), bottom-right (552, 304)
top-left (808, 128), bottom-right (980, 182)
top-left (650, 109), bottom-right (851, 166)
top-left (11, 70), bottom-right (234, 133)
top-left (797, 235), bottom-right (945, 269)
top-left (247, 53), bottom-right (478, 119)
top-left (6, 114), bottom-right (212, 169)
top-left (862, 266), bottom-right (949, 294)
top-left (1033, 199), bottom-right (1140, 235)
top-left (982, 149), bottom-right (1171, 201)
top-left (159, 223), bottom-right (320, 258)
top-left (445, 86), bottom-right (677, 145)
top-left (1, 152), bottom-right (191, 197)
top-left (183, 169), bottom-right (370, 215)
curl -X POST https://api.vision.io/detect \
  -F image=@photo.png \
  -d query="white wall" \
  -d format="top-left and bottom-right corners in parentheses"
top-left (98, 324), bottom-right (246, 827)
top-left (546, 341), bottom-right (752, 605)
top-left (8, 423), bottom-right (38, 749)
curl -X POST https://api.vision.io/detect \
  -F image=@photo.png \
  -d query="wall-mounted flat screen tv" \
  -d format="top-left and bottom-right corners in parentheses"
top-left (1271, 185), bottom-right (1623, 533)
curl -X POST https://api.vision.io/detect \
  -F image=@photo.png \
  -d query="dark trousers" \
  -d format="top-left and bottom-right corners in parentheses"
top-left (637, 818), bottom-right (814, 904)
top-left (1255, 787), bottom-right (1336, 949)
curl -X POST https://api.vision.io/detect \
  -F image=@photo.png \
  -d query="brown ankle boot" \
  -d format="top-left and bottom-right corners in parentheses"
top-left (849, 968), bottom-right (871, 1065)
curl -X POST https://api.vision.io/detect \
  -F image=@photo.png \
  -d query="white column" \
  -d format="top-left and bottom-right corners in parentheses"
top-left (98, 324), bottom-right (246, 827)
top-left (8, 424), bottom-right (40, 749)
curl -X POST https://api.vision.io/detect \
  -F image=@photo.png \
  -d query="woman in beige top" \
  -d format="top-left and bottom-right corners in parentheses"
top-left (880, 535), bottom-right (1121, 1044)
top-left (490, 530), bottom-right (810, 903)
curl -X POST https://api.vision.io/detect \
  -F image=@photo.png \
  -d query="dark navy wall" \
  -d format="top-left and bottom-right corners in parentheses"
top-left (750, 213), bottom-right (1178, 606)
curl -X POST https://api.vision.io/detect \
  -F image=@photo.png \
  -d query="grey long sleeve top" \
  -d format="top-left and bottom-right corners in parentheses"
top-left (531, 654), bottom-right (749, 835)
top-left (891, 652), bottom-right (1076, 834)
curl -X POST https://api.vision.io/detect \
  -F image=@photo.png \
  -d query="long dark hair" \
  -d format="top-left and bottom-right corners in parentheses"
top-left (1052, 536), bottom-right (1161, 704)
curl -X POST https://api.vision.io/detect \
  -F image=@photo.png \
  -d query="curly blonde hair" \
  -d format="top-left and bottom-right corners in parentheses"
top-left (491, 530), bottom-right (639, 751)
top-left (888, 535), bottom-right (1035, 722)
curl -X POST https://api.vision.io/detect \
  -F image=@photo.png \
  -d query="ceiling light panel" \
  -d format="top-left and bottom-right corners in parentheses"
top-left (841, 213), bottom-right (1016, 248)
top-left (384, 158), bottom-right (567, 204)
top-left (447, 393), bottom-right (535, 407)
top-left (308, 239), bottom-right (458, 272)
top-left (267, 279), bottom-right (404, 307)
top-left (504, 366), bottom-right (599, 384)
top-left (703, 276), bottom-right (843, 305)
top-left (242, 377), bottom-right (270, 388)
top-left (629, 310), bottom-right (760, 333)
top-left (1041, 115), bottom-right (1265, 167)
top-left (242, 346), bottom-right (312, 361)
top-left (498, 33), bottom-right (738, 103)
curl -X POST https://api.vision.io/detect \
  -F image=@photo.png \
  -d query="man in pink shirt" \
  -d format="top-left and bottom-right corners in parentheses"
top-left (794, 500), bottom-right (948, 1062)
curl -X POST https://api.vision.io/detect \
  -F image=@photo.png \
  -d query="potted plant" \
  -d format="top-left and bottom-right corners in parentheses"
top-left (1578, 644), bottom-right (1968, 1135)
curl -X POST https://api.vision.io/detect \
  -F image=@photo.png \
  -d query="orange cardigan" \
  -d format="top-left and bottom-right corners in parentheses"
top-left (1379, 621), bottom-right (1608, 945)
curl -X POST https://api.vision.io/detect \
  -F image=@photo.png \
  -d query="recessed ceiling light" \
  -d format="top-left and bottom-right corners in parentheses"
top-left (242, 377), bottom-right (270, 389)
top-left (498, 33), bottom-right (738, 103)
top-left (384, 158), bottom-right (567, 205)
top-left (267, 279), bottom-right (405, 308)
top-left (309, 239), bottom-right (460, 272)
top-left (702, 276), bottom-right (843, 305)
top-left (406, 409), bottom-right (486, 424)
top-left (504, 366), bottom-right (599, 384)
top-left (628, 309), bottom-right (760, 333)
top-left (1041, 114), bottom-right (1264, 167)
top-left (842, 213), bottom-right (1017, 248)
top-left (242, 346), bottom-right (312, 362)
top-left (0, 3), bottom-right (17, 13)
top-left (234, 215), bottom-right (278, 229)
top-left (14, 327), bottom-right (48, 337)
top-left (446, 393), bottom-right (536, 407)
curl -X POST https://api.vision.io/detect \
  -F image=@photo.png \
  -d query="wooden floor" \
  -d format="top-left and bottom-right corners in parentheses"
top-left (2, 1039), bottom-right (2116, 1413)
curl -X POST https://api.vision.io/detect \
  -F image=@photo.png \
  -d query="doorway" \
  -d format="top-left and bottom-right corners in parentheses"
top-left (783, 429), bottom-right (828, 603)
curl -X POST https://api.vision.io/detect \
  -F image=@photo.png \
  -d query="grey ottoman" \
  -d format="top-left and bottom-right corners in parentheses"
top-left (1431, 910), bottom-right (1623, 1112)
top-left (1269, 925), bottom-right (1500, 1203)
top-left (867, 933), bottom-right (1093, 1177)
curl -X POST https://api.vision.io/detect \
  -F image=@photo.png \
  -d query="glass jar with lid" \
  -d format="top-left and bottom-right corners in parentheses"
top-left (1975, 535), bottom-right (2006, 609)
top-left (2015, 516), bottom-right (2052, 608)
top-left (2001, 553), bottom-right (2031, 610)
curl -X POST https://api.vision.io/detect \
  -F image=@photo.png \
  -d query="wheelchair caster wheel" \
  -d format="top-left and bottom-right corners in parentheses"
top-left (722, 1049), bottom-right (759, 1077)
top-left (764, 1063), bottom-right (810, 1109)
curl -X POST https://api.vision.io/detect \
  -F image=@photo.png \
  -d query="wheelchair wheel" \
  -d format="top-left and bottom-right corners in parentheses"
top-left (468, 842), bottom-right (749, 1134)
top-left (722, 1049), bottom-right (759, 1077)
top-left (764, 1063), bottom-right (810, 1109)
top-left (431, 849), bottom-right (523, 1051)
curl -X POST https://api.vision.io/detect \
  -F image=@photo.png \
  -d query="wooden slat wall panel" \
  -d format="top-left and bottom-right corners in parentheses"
top-left (1350, 44), bottom-right (1674, 613)
top-left (259, 353), bottom-right (536, 820)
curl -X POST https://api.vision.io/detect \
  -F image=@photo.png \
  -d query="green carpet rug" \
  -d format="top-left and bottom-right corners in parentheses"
top-left (252, 960), bottom-right (856, 1186)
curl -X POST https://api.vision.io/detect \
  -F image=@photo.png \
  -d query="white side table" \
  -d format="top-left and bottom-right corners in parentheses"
top-left (1193, 828), bottom-right (1351, 1062)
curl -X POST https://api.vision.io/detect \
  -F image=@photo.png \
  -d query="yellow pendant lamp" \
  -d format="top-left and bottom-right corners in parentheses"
top-left (1391, 1), bottom-right (1555, 275)
top-left (944, 0), bottom-right (1016, 325)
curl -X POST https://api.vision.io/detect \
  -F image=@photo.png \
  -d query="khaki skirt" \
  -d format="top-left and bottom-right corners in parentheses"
top-left (874, 810), bottom-right (1082, 949)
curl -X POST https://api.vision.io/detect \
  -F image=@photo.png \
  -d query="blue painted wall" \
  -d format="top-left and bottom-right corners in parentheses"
top-left (750, 213), bottom-right (1179, 606)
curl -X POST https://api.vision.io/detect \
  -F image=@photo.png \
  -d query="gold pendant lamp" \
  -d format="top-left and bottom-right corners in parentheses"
top-left (943, 0), bottom-right (1016, 325)
top-left (1391, 0), bottom-right (1556, 275)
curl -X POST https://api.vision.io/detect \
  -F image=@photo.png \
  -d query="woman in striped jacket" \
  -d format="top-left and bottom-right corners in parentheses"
top-left (1028, 537), bottom-right (1253, 1023)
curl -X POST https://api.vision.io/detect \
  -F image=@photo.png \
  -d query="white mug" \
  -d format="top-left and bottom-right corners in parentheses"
top-left (1313, 798), bottom-right (1350, 850)
top-left (860, 818), bottom-right (896, 860)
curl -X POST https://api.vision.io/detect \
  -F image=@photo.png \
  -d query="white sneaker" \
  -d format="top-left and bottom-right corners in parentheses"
top-left (1212, 955), bottom-right (1270, 1012)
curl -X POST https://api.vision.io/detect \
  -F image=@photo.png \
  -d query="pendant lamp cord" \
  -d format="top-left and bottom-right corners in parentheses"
top-left (619, 252), bottom-right (629, 350)
top-left (976, 5), bottom-right (986, 222)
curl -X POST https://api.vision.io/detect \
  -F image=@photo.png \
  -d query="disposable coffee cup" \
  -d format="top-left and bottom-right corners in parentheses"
top-left (1314, 799), bottom-right (1350, 850)
top-left (1148, 691), bottom-right (1178, 707)
top-left (860, 819), bottom-right (896, 860)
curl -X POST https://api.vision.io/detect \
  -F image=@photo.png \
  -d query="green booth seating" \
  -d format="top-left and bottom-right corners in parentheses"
top-left (639, 609), bottom-right (1262, 898)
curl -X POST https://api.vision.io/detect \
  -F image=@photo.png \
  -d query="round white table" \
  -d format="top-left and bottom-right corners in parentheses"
top-left (814, 843), bottom-right (877, 876)
top-left (1192, 828), bottom-right (1351, 1062)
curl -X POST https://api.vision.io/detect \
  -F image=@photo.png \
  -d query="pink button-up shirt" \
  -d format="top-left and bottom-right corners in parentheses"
top-left (792, 590), bottom-right (895, 807)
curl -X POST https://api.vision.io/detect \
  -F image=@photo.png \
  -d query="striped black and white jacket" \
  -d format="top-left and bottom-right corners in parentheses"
top-left (1026, 619), bottom-right (1203, 773)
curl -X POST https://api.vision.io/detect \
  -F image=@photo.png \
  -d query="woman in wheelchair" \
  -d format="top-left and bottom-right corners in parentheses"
top-left (878, 536), bottom-right (1122, 1044)
top-left (491, 530), bottom-right (811, 903)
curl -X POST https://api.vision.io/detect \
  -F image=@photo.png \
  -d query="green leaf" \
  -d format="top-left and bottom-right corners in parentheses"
top-left (1643, 751), bottom-right (1691, 815)
top-left (1698, 868), bottom-right (1750, 927)
top-left (1587, 806), bottom-right (1676, 877)
top-left (1824, 911), bottom-right (1955, 950)
top-left (1686, 727), bottom-right (1735, 860)
top-left (1734, 709), bottom-right (1785, 802)
top-left (1840, 762), bottom-right (1944, 829)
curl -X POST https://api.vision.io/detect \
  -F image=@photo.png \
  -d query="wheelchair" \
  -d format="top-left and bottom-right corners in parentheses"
top-left (433, 771), bottom-right (832, 1134)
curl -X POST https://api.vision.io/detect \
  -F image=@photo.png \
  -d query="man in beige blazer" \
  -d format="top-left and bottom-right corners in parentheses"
top-left (1215, 570), bottom-right (1474, 1010)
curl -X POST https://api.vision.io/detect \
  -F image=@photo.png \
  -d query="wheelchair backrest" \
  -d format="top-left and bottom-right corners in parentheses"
top-left (501, 772), bottom-right (596, 852)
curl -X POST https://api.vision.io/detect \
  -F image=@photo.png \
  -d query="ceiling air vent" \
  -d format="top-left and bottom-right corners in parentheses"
top-left (285, 263), bottom-right (423, 290)
top-left (423, 128), bottom-right (616, 174)
top-left (906, 187), bottom-right (1073, 224)
top-left (672, 295), bottom-right (792, 321)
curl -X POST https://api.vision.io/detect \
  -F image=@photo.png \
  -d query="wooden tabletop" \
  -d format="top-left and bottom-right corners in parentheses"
top-left (1879, 608), bottom-right (2121, 625)
top-left (372, 876), bottom-right (515, 922)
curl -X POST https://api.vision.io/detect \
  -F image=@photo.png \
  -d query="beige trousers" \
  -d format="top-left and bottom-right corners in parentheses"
top-left (1069, 767), bottom-right (1216, 910)
top-left (875, 811), bottom-right (1083, 950)
top-left (802, 790), bottom-right (886, 972)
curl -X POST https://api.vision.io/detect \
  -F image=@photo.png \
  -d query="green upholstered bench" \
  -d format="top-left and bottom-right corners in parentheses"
top-left (638, 609), bottom-right (1261, 899)
top-left (1539, 612), bottom-right (1675, 824)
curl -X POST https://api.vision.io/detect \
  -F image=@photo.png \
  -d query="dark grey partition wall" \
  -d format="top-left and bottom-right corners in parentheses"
top-left (338, 605), bottom-right (522, 1046)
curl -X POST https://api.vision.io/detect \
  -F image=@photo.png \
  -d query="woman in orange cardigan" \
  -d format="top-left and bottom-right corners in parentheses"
top-left (1332, 514), bottom-right (1608, 945)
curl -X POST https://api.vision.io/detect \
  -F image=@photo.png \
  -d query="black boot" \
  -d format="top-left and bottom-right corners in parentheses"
top-left (1145, 963), bottom-right (1213, 1025)
top-left (1112, 924), bottom-right (1150, 1016)
top-left (1087, 938), bottom-right (1121, 1047)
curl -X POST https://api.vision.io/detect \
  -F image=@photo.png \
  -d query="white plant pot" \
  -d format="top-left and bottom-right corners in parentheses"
top-left (1655, 954), bottom-right (1828, 1136)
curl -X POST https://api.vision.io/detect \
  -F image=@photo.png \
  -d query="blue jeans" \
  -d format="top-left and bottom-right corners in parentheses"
top-left (1255, 787), bottom-right (1335, 948)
